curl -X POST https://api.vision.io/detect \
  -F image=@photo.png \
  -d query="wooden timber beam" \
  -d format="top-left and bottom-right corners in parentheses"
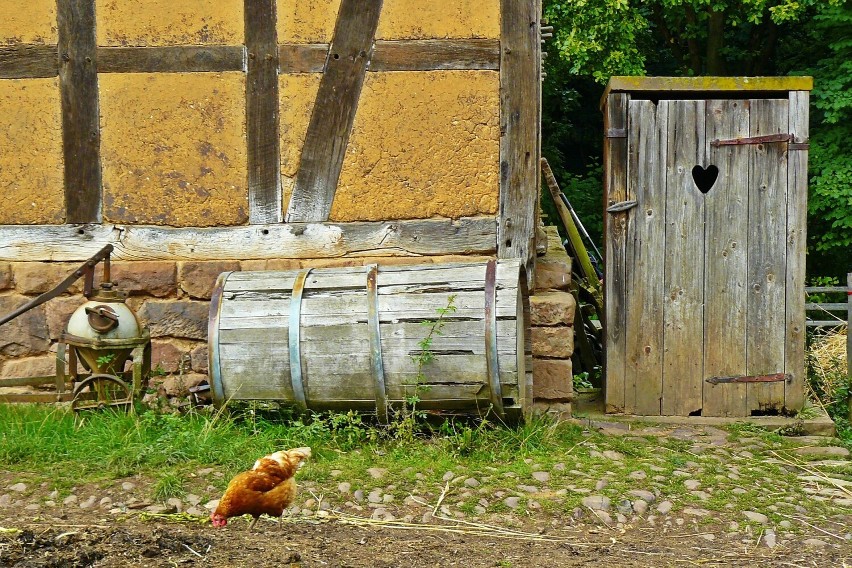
top-left (285, 0), bottom-right (384, 223)
top-left (245, 0), bottom-right (282, 224)
top-left (0, 45), bottom-right (58, 78)
top-left (0, 217), bottom-right (497, 262)
top-left (58, 0), bottom-right (101, 224)
top-left (498, 0), bottom-right (541, 287)
top-left (97, 46), bottom-right (245, 73)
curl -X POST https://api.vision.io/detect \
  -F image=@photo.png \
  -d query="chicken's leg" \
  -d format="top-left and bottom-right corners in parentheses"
top-left (248, 516), bottom-right (259, 531)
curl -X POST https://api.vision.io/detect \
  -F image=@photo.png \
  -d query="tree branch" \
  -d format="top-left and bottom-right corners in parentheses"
top-left (706, 10), bottom-right (726, 75)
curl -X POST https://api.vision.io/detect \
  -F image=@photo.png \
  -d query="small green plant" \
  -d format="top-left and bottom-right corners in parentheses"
top-left (388, 294), bottom-right (457, 443)
top-left (573, 372), bottom-right (594, 391)
top-left (96, 352), bottom-right (117, 371)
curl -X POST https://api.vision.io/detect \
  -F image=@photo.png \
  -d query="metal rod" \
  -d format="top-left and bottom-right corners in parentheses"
top-left (288, 269), bottom-right (312, 414)
top-left (366, 264), bottom-right (388, 424)
top-left (0, 244), bottom-right (113, 327)
top-left (484, 260), bottom-right (505, 419)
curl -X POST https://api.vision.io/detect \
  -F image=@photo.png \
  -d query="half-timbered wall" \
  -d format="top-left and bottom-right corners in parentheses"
top-left (0, 0), bottom-right (541, 270)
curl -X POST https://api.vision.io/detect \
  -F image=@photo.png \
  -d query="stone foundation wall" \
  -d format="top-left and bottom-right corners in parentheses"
top-left (0, 237), bottom-right (575, 414)
top-left (530, 226), bottom-right (575, 414)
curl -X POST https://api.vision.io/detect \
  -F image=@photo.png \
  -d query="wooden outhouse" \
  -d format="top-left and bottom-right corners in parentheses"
top-left (602, 77), bottom-right (811, 417)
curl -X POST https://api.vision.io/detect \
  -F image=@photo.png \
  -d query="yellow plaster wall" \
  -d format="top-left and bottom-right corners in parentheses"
top-left (0, 1), bottom-right (56, 44)
top-left (277, 0), bottom-right (500, 42)
top-left (377, 0), bottom-right (500, 39)
top-left (277, 0), bottom-right (341, 44)
top-left (97, 0), bottom-right (243, 46)
top-left (279, 73), bottom-right (322, 213)
top-left (329, 71), bottom-right (499, 222)
top-left (99, 73), bottom-right (248, 226)
top-left (0, 79), bottom-right (64, 224)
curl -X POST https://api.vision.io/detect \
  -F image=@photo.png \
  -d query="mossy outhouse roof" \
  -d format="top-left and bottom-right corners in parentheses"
top-left (601, 76), bottom-right (813, 109)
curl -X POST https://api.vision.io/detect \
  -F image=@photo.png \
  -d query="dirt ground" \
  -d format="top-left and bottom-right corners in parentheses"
top-left (2, 508), bottom-right (850, 568)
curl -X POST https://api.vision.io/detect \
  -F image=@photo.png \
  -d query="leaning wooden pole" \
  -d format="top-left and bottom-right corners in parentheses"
top-left (541, 158), bottom-right (601, 289)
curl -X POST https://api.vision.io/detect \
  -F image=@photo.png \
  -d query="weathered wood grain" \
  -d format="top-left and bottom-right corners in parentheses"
top-left (603, 93), bottom-right (628, 413)
top-left (746, 98), bottom-right (789, 414)
top-left (96, 46), bottom-right (244, 73)
top-left (0, 217), bottom-right (497, 261)
top-left (498, 0), bottom-right (541, 287)
top-left (0, 44), bottom-right (57, 78)
top-left (624, 99), bottom-right (667, 415)
top-left (285, 0), bottom-right (383, 223)
top-left (661, 100), bottom-right (705, 416)
top-left (370, 39), bottom-right (499, 71)
top-left (58, 0), bottom-right (101, 223)
top-left (211, 261), bottom-right (528, 415)
top-left (245, 0), bottom-right (281, 224)
top-left (703, 99), bottom-right (750, 417)
top-left (784, 91), bottom-right (808, 413)
top-left (279, 43), bottom-right (328, 73)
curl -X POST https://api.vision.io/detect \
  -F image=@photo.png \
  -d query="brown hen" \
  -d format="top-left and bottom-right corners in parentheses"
top-left (211, 447), bottom-right (311, 530)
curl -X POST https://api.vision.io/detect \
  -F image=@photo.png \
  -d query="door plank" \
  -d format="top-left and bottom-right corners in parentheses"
top-left (703, 99), bottom-right (750, 416)
top-left (662, 100), bottom-right (705, 416)
top-left (624, 99), bottom-right (667, 415)
top-left (746, 98), bottom-right (789, 414)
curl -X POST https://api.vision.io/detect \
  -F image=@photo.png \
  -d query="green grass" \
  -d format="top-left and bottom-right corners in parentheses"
top-left (0, 403), bottom-right (844, 522)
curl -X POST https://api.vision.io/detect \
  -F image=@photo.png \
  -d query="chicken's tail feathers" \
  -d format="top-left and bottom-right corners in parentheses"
top-left (257, 447), bottom-right (312, 470)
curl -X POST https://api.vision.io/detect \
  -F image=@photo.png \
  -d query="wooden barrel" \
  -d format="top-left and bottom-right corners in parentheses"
top-left (208, 260), bottom-right (531, 420)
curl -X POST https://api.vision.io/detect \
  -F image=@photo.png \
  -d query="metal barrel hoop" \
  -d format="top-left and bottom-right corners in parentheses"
top-left (366, 264), bottom-right (389, 424)
top-left (289, 269), bottom-right (313, 413)
top-left (484, 259), bottom-right (505, 419)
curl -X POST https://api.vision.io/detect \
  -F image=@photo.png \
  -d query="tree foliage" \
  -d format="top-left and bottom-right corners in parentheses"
top-left (542, 0), bottom-right (851, 277)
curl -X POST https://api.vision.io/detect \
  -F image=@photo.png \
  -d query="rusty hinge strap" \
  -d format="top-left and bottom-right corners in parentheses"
top-left (606, 200), bottom-right (638, 213)
top-left (711, 134), bottom-right (792, 147)
top-left (705, 372), bottom-right (791, 385)
top-left (606, 127), bottom-right (626, 139)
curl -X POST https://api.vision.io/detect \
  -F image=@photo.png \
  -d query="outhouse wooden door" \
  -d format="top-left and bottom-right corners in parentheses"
top-left (604, 84), bottom-right (809, 417)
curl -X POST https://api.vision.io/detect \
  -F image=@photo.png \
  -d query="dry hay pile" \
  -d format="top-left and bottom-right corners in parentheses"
top-left (808, 326), bottom-right (849, 405)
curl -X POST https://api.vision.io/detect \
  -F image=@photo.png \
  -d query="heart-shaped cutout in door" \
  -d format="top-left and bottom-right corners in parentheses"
top-left (691, 165), bottom-right (719, 194)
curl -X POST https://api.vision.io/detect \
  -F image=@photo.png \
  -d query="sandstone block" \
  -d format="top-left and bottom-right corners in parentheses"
top-left (266, 259), bottom-right (302, 271)
top-left (533, 358), bottom-right (573, 401)
top-left (0, 263), bottom-right (11, 290)
top-left (531, 326), bottom-right (573, 358)
top-left (0, 295), bottom-right (49, 357)
top-left (301, 258), bottom-right (364, 268)
top-left (0, 354), bottom-right (59, 379)
top-left (178, 261), bottom-right (241, 300)
top-left (45, 296), bottom-right (83, 340)
top-left (12, 262), bottom-right (82, 295)
top-left (190, 344), bottom-right (209, 373)
top-left (239, 260), bottom-right (268, 272)
top-left (158, 373), bottom-right (208, 398)
top-left (534, 257), bottom-right (572, 291)
top-left (151, 339), bottom-right (186, 374)
top-left (138, 300), bottom-right (209, 340)
top-left (530, 291), bottom-right (576, 326)
top-left (110, 261), bottom-right (177, 297)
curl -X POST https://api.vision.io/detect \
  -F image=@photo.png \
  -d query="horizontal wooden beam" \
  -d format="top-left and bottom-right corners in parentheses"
top-left (370, 39), bottom-right (499, 71)
top-left (0, 40), bottom-right (501, 77)
top-left (0, 217), bottom-right (497, 261)
top-left (279, 43), bottom-right (328, 73)
top-left (0, 44), bottom-right (57, 78)
top-left (97, 46), bottom-right (245, 73)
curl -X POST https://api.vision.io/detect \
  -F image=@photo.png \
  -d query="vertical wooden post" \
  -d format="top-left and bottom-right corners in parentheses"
top-left (245, 0), bottom-right (282, 224)
top-left (603, 93), bottom-right (628, 413)
top-left (847, 272), bottom-right (851, 423)
top-left (784, 90), bottom-right (809, 412)
top-left (58, 0), bottom-right (101, 223)
top-left (498, 0), bottom-right (541, 287)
